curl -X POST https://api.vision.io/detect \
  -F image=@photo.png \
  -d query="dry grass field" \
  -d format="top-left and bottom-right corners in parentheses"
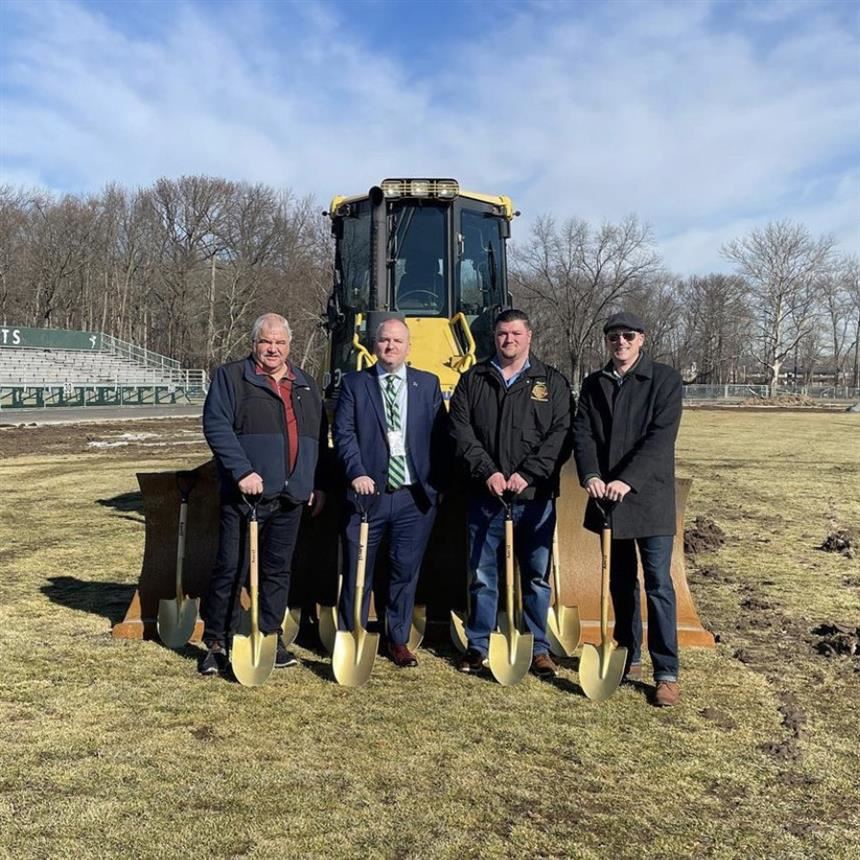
top-left (0, 410), bottom-right (858, 859)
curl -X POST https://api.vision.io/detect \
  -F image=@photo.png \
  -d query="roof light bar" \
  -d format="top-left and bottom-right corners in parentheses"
top-left (380, 178), bottom-right (460, 200)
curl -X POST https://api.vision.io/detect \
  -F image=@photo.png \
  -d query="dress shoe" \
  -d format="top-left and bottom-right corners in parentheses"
top-left (654, 680), bottom-right (680, 707)
top-left (458, 648), bottom-right (487, 673)
top-left (531, 652), bottom-right (558, 678)
top-left (388, 642), bottom-right (418, 668)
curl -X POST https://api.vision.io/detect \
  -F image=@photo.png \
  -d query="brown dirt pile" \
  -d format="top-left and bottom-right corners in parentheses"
top-left (684, 516), bottom-right (726, 556)
top-left (818, 529), bottom-right (854, 558)
top-left (810, 622), bottom-right (860, 658)
top-left (740, 393), bottom-right (818, 407)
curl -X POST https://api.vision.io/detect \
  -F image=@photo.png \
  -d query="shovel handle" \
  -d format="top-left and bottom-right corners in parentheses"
top-left (248, 512), bottom-right (260, 639)
top-left (175, 501), bottom-right (188, 602)
top-left (353, 520), bottom-right (369, 631)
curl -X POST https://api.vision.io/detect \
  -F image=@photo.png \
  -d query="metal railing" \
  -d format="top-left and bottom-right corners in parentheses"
top-left (100, 333), bottom-right (181, 370)
top-left (682, 384), bottom-right (860, 401)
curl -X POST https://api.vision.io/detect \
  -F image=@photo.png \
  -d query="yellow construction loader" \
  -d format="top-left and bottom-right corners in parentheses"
top-left (114, 179), bottom-right (714, 655)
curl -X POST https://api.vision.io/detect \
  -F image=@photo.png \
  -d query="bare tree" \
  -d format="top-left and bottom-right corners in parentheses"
top-left (841, 255), bottom-right (860, 388)
top-left (511, 214), bottom-right (661, 382)
top-left (722, 221), bottom-right (835, 394)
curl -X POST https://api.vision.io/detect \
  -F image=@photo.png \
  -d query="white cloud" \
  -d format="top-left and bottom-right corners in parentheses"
top-left (0, 0), bottom-right (857, 273)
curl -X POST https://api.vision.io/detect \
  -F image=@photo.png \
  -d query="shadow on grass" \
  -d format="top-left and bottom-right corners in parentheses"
top-left (42, 575), bottom-right (136, 626)
top-left (96, 491), bottom-right (144, 519)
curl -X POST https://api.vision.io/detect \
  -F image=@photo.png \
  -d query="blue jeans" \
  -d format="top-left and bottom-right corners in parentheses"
top-left (465, 496), bottom-right (555, 657)
top-left (610, 535), bottom-right (679, 681)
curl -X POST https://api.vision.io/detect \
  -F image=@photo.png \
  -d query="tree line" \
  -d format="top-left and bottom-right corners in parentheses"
top-left (1, 176), bottom-right (858, 391)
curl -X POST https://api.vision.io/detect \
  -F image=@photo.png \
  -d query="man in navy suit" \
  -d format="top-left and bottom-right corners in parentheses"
top-left (333, 318), bottom-right (446, 667)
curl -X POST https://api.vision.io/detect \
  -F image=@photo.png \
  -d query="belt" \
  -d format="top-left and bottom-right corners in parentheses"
top-left (384, 484), bottom-right (414, 494)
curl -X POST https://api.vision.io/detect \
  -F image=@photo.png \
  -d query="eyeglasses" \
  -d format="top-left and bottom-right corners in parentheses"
top-left (606, 331), bottom-right (638, 343)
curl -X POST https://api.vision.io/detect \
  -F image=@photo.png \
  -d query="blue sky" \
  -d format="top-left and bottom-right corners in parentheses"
top-left (1, 0), bottom-right (858, 273)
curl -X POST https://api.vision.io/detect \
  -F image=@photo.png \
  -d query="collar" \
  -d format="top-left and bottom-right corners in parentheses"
top-left (491, 355), bottom-right (531, 377)
top-left (251, 354), bottom-right (296, 382)
top-left (600, 353), bottom-right (650, 381)
top-left (376, 363), bottom-right (407, 382)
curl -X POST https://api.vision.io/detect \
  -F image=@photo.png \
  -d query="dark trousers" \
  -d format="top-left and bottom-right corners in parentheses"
top-left (338, 487), bottom-right (436, 644)
top-left (202, 498), bottom-right (303, 645)
top-left (610, 534), bottom-right (679, 681)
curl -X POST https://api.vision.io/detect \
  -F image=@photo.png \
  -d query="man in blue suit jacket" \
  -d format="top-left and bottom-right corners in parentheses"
top-left (333, 318), bottom-right (447, 667)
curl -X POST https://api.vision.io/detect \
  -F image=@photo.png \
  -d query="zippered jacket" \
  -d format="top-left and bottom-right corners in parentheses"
top-left (449, 355), bottom-right (572, 500)
top-left (203, 356), bottom-right (328, 503)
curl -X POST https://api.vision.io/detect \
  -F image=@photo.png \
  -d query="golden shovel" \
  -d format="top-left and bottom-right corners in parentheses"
top-left (231, 497), bottom-right (278, 687)
top-left (157, 472), bottom-right (199, 648)
top-left (332, 495), bottom-right (379, 687)
top-left (282, 606), bottom-right (301, 648)
top-left (579, 501), bottom-right (627, 702)
top-left (488, 498), bottom-right (533, 686)
top-left (546, 524), bottom-right (582, 658)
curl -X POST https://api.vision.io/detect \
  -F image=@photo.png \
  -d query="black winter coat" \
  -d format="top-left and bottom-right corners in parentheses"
top-left (449, 355), bottom-right (572, 500)
top-left (572, 354), bottom-right (682, 539)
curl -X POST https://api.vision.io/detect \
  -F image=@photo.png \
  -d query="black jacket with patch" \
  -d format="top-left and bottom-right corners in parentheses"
top-left (449, 355), bottom-right (572, 501)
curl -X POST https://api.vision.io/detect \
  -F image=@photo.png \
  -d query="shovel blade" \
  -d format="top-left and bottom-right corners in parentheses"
top-left (231, 630), bottom-right (278, 687)
top-left (449, 609), bottom-right (468, 654)
top-left (316, 603), bottom-right (338, 655)
top-left (282, 606), bottom-right (301, 648)
top-left (578, 642), bottom-right (628, 702)
top-left (407, 605), bottom-right (427, 651)
top-left (546, 604), bottom-right (582, 658)
top-left (332, 628), bottom-right (379, 688)
top-left (157, 596), bottom-right (200, 649)
top-left (487, 629), bottom-right (533, 686)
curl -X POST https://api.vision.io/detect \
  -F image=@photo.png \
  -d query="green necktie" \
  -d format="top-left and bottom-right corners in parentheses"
top-left (384, 374), bottom-right (406, 489)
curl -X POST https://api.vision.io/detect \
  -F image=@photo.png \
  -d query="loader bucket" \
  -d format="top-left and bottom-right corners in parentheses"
top-left (114, 462), bottom-right (714, 653)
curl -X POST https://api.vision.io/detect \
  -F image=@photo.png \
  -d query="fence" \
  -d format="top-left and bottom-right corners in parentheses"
top-left (682, 384), bottom-right (860, 401)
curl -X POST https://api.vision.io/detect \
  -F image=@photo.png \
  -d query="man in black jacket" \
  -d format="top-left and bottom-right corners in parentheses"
top-left (198, 313), bottom-right (328, 676)
top-left (572, 311), bottom-right (683, 706)
top-left (450, 309), bottom-right (572, 678)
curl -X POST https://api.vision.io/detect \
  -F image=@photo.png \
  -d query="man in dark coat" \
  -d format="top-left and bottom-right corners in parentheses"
top-left (450, 309), bottom-right (572, 678)
top-left (199, 313), bottom-right (328, 676)
top-left (572, 311), bottom-right (683, 706)
top-left (333, 318), bottom-right (447, 668)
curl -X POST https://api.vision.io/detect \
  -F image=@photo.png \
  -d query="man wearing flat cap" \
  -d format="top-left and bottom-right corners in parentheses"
top-left (572, 311), bottom-right (683, 706)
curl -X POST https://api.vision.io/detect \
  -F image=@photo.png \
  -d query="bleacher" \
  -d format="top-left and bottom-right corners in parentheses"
top-left (0, 327), bottom-right (208, 409)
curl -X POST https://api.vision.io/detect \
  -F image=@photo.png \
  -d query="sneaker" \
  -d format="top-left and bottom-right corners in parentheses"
top-left (654, 680), bottom-right (680, 707)
top-left (198, 641), bottom-right (227, 676)
top-left (623, 662), bottom-right (643, 684)
top-left (531, 652), bottom-right (558, 678)
top-left (458, 648), bottom-right (487, 673)
top-left (275, 638), bottom-right (298, 668)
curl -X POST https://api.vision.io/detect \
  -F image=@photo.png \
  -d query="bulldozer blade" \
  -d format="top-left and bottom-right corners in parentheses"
top-left (546, 603), bottom-right (582, 658)
top-left (578, 641), bottom-right (627, 702)
top-left (488, 628), bottom-right (533, 686)
top-left (449, 609), bottom-right (468, 653)
top-left (231, 628), bottom-right (278, 688)
top-left (332, 628), bottom-right (379, 688)
top-left (156, 595), bottom-right (200, 649)
top-left (316, 603), bottom-right (338, 655)
top-left (282, 606), bottom-right (301, 648)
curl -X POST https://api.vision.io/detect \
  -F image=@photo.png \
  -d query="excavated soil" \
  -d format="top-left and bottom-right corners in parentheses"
top-left (684, 516), bottom-right (726, 556)
top-left (819, 529), bottom-right (855, 558)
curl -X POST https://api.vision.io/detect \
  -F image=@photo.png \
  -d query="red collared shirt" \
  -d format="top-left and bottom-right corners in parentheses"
top-left (254, 361), bottom-right (299, 474)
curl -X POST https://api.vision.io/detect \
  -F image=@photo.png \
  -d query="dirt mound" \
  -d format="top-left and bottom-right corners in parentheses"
top-left (685, 517), bottom-right (726, 556)
top-left (819, 529), bottom-right (854, 558)
top-left (810, 622), bottom-right (860, 658)
top-left (740, 393), bottom-right (818, 407)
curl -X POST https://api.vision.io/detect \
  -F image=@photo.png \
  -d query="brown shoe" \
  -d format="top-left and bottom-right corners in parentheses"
top-left (531, 652), bottom-right (558, 678)
top-left (654, 681), bottom-right (680, 707)
top-left (387, 642), bottom-right (418, 668)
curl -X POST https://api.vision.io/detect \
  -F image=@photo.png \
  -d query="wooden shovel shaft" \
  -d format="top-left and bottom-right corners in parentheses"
top-left (174, 501), bottom-right (188, 602)
top-left (551, 524), bottom-right (562, 600)
top-left (600, 526), bottom-right (612, 640)
top-left (353, 520), bottom-right (369, 632)
top-left (249, 516), bottom-right (259, 639)
top-left (505, 517), bottom-right (515, 662)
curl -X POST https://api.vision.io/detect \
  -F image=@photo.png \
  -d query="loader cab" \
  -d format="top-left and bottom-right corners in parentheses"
top-left (324, 178), bottom-right (514, 397)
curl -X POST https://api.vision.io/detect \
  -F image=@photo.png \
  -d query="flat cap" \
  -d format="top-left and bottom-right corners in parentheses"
top-left (603, 311), bottom-right (646, 334)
